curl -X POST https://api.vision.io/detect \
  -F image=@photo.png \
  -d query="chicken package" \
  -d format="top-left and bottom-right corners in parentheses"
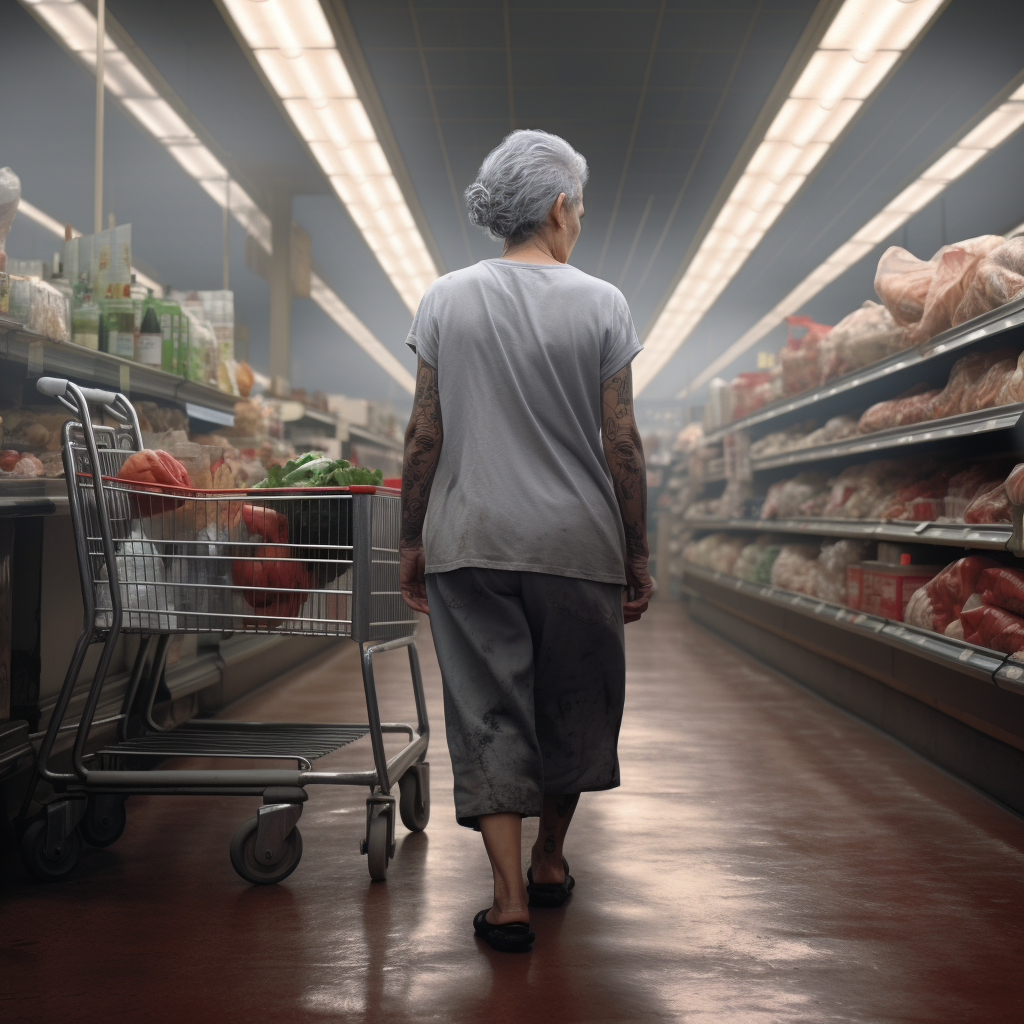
top-left (1005, 463), bottom-right (1024, 505)
top-left (816, 539), bottom-right (871, 605)
top-left (857, 382), bottom-right (939, 434)
top-left (791, 415), bottom-right (859, 450)
top-left (953, 237), bottom-right (1024, 327)
top-left (967, 353), bottom-right (1017, 410)
top-left (879, 465), bottom-right (957, 521)
top-left (759, 472), bottom-right (829, 520)
top-left (944, 464), bottom-right (1008, 520)
top-left (769, 543), bottom-right (822, 596)
top-left (964, 482), bottom-right (1012, 524)
top-left (731, 371), bottom-right (774, 420)
top-left (960, 603), bottom-right (1024, 654)
top-left (818, 301), bottom-right (907, 383)
top-left (903, 555), bottom-right (1001, 632)
top-left (930, 349), bottom-right (1009, 420)
top-left (874, 246), bottom-right (937, 327)
top-left (907, 237), bottom-right (1004, 345)
top-left (780, 316), bottom-right (832, 397)
top-left (751, 421), bottom-right (815, 457)
top-left (976, 566), bottom-right (1024, 616)
top-left (996, 349), bottom-right (1024, 405)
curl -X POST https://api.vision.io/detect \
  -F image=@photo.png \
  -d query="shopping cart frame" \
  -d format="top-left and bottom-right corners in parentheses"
top-left (20, 377), bottom-right (429, 885)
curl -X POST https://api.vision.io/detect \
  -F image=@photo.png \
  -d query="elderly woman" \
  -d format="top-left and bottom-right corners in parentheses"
top-left (400, 129), bottom-right (651, 953)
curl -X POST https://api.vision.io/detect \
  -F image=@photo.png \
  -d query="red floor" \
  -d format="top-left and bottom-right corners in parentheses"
top-left (4, 601), bottom-right (1024, 1022)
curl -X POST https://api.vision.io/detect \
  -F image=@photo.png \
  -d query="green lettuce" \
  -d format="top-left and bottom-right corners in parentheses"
top-left (255, 452), bottom-right (384, 488)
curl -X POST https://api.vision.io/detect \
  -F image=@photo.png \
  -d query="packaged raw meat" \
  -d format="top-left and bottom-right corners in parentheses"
top-left (953, 237), bottom-right (1024, 327)
top-left (977, 567), bottom-right (1024, 616)
top-left (996, 349), bottom-right (1024, 405)
top-left (907, 237), bottom-right (1004, 345)
top-left (960, 603), bottom-right (1024, 654)
top-left (769, 543), bottom-right (822, 595)
top-left (818, 301), bottom-right (907, 383)
top-left (964, 483), bottom-right (1011, 524)
top-left (903, 555), bottom-right (1001, 632)
top-left (857, 382), bottom-right (939, 433)
top-left (929, 350), bottom-right (1006, 420)
top-left (816, 539), bottom-right (871, 605)
top-left (760, 472), bottom-right (829, 520)
top-left (967, 355), bottom-right (1017, 410)
top-left (874, 246), bottom-right (936, 327)
top-left (780, 316), bottom-right (831, 397)
top-left (1005, 463), bottom-right (1024, 505)
top-left (791, 415), bottom-right (859, 450)
top-left (879, 466), bottom-right (957, 521)
top-left (731, 372), bottom-right (773, 420)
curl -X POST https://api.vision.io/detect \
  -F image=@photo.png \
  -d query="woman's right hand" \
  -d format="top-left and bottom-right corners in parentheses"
top-left (623, 562), bottom-right (653, 624)
top-left (400, 539), bottom-right (430, 614)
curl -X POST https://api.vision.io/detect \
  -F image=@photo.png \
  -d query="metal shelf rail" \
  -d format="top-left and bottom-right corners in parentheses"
top-left (682, 516), bottom-right (1014, 551)
top-left (703, 295), bottom-right (1024, 444)
top-left (681, 561), bottom-right (1024, 694)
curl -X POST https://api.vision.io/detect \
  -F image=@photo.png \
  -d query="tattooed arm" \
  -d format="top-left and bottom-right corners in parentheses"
top-left (601, 363), bottom-right (652, 623)
top-left (400, 358), bottom-right (443, 614)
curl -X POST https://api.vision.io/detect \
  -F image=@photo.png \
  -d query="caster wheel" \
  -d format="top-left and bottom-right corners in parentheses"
top-left (229, 816), bottom-right (303, 885)
top-left (365, 806), bottom-right (391, 882)
top-left (20, 819), bottom-right (82, 882)
top-left (399, 764), bottom-right (430, 832)
top-left (80, 795), bottom-right (126, 848)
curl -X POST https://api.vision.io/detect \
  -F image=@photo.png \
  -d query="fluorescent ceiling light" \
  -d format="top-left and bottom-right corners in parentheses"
top-left (633, 0), bottom-right (947, 395)
top-left (19, 0), bottom-right (414, 394)
top-left (679, 80), bottom-right (1024, 399)
top-left (17, 199), bottom-right (162, 292)
top-left (220, 0), bottom-right (438, 314)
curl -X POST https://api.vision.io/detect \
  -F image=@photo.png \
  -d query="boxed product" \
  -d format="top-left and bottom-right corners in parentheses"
top-left (846, 564), bottom-right (864, 610)
top-left (860, 561), bottom-right (941, 620)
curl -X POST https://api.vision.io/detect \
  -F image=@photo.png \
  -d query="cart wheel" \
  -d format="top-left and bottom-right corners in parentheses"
top-left (229, 816), bottom-right (303, 885)
top-left (79, 795), bottom-right (126, 848)
top-left (365, 807), bottom-right (391, 882)
top-left (20, 819), bottom-right (82, 882)
top-left (399, 764), bottom-right (430, 832)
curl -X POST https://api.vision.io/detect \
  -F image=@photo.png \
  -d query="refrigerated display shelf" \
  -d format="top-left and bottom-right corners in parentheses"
top-left (681, 560), bottom-right (1018, 685)
top-left (751, 403), bottom-right (1024, 471)
top-left (0, 322), bottom-right (238, 416)
top-left (682, 516), bottom-right (1015, 550)
top-left (702, 294), bottom-right (1024, 444)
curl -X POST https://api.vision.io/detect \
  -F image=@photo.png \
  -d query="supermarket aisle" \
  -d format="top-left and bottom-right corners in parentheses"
top-left (4, 602), bottom-right (1024, 1022)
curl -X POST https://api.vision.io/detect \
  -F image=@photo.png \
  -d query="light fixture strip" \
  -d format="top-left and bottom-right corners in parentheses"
top-left (18, 0), bottom-right (414, 394)
top-left (218, 0), bottom-right (438, 315)
top-left (633, 0), bottom-right (948, 395)
top-left (678, 77), bottom-right (1024, 400)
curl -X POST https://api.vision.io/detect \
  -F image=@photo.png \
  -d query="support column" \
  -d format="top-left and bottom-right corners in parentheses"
top-left (269, 187), bottom-right (292, 395)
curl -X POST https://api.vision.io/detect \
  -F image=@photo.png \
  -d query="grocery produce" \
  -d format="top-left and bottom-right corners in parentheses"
top-left (118, 448), bottom-right (191, 514)
top-left (255, 452), bottom-right (383, 489)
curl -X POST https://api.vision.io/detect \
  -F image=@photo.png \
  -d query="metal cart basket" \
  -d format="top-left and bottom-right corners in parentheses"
top-left (21, 377), bottom-right (428, 885)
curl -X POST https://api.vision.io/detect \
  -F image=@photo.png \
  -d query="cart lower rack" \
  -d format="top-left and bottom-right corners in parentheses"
top-left (19, 377), bottom-right (429, 885)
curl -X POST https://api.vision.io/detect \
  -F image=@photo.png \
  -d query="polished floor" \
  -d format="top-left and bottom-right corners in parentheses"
top-left (4, 601), bottom-right (1024, 1022)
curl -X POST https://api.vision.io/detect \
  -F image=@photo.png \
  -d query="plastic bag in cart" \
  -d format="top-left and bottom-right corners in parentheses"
top-left (96, 524), bottom-right (176, 632)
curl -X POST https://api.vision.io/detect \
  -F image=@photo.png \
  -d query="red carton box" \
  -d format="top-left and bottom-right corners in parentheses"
top-left (846, 565), bottom-right (863, 611)
top-left (859, 561), bottom-right (940, 621)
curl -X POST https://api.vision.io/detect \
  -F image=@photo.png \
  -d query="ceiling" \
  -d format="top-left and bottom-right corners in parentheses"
top-left (3, 0), bottom-right (1024, 410)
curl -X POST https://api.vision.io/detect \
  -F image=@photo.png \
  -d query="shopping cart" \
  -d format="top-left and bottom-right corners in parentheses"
top-left (20, 377), bottom-right (429, 885)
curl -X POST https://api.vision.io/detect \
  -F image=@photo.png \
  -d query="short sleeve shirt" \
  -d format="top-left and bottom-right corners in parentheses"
top-left (406, 258), bottom-right (642, 585)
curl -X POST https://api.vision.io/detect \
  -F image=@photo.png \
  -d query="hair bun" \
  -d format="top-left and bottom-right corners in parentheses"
top-left (465, 181), bottom-right (493, 228)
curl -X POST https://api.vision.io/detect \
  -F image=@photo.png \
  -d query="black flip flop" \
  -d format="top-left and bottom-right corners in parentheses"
top-left (527, 857), bottom-right (575, 908)
top-left (473, 909), bottom-right (535, 952)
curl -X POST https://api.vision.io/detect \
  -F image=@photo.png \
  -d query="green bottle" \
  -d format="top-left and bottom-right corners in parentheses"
top-left (102, 296), bottom-right (135, 359)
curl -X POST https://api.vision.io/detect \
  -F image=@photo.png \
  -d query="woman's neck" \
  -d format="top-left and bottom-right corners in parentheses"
top-left (501, 234), bottom-right (563, 264)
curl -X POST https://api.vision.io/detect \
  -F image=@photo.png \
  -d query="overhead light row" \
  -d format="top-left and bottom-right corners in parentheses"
top-left (17, 198), bottom-right (162, 292)
top-left (632, 0), bottom-right (948, 395)
top-left (19, 0), bottom-right (415, 393)
top-left (220, 0), bottom-right (438, 314)
top-left (680, 78), bottom-right (1024, 399)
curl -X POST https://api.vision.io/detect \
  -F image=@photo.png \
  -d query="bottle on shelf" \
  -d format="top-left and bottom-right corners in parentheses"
top-left (72, 292), bottom-right (100, 350)
top-left (101, 293), bottom-right (135, 359)
top-left (136, 292), bottom-right (163, 368)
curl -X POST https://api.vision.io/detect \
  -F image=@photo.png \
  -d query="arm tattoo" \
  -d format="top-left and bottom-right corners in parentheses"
top-left (601, 364), bottom-right (649, 582)
top-left (401, 358), bottom-right (443, 545)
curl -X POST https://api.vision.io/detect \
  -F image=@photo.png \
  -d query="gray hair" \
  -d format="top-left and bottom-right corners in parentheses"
top-left (465, 129), bottom-right (589, 244)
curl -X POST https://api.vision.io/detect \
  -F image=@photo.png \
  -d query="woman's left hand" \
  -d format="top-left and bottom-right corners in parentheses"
top-left (400, 540), bottom-right (430, 614)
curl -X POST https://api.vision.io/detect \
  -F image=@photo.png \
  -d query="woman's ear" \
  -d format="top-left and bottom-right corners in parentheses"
top-left (550, 192), bottom-right (567, 229)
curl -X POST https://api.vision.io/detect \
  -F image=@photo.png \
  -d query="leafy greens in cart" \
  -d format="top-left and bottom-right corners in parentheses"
top-left (255, 452), bottom-right (384, 489)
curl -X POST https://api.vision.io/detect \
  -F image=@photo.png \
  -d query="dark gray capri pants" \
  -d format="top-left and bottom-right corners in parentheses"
top-left (425, 567), bottom-right (626, 829)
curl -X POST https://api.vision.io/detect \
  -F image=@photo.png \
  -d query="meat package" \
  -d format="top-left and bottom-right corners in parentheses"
top-left (904, 556), bottom-right (1001, 633)
top-left (817, 301), bottom-right (907, 383)
top-left (780, 316), bottom-right (832, 397)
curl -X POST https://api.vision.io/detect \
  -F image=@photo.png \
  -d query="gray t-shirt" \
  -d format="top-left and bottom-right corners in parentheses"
top-left (406, 258), bottom-right (642, 585)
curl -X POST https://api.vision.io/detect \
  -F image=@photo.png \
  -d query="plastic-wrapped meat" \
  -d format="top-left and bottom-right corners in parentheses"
top-left (759, 472), bottom-right (829, 520)
top-left (968, 355), bottom-right (1017, 410)
top-left (879, 466), bottom-right (957, 521)
top-left (791, 415), bottom-right (859, 450)
top-left (960, 603), bottom-right (1024, 654)
top-left (996, 350), bottom-right (1024, 405)
top-left (857, 383), bottom-right (938, 433)
top-left (817, 301), bottom-right (907, 383)
top-left (930, 350), bottom-right (1009, 420)
top-left (815, 539), bottom-right (870, 604)
top-left (1005, 463), bottom-right (1024, 505)
top-left (874, 246), bottom-right (937, 327)
top-left (731, 372), bottom-right (773, 420)
top-left (953, 237), bottom-right (1024, 326)
top-left (946, 465), bottom-right (999, 502)
top-left (964, 483), bottom-right (1011, 524)
top-left (977, 567), bottom-right (1024, 615)
top-left (903, 555), bottom-right (1001, 632)
top-left (906, 237), bottom-right (1005, 345)
top-left (780, 316), bottom-right (832, 397)
top-left (769, 543), bottom-right (822, 595)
